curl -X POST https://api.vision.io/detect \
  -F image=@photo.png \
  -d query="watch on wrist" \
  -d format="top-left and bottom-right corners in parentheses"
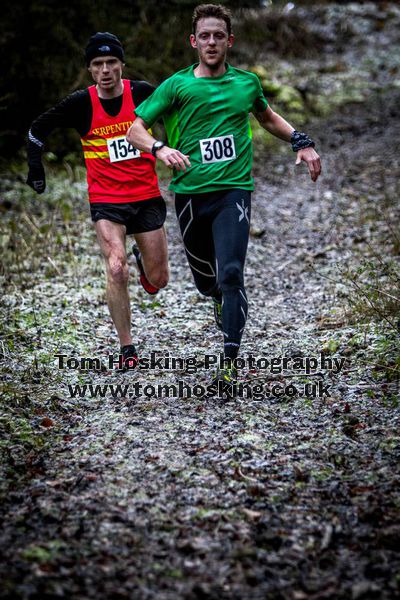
top-left (151, 141), bottom-right (165, 157)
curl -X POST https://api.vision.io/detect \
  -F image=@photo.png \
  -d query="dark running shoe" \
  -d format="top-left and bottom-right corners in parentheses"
top-left (132, 245), bottom-right (159, 295)
top-left (213, 297), bottom-right (223, 330)
top-left (212, 366), bottom-right (238, 386)
top-left (211, 365), bottom-right (238, 399)
top-left (121, 344), bottom-right (138, 370)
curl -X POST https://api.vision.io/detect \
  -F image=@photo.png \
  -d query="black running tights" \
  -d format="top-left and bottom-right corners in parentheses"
top-left (175, 189), bottom-right (251, 360)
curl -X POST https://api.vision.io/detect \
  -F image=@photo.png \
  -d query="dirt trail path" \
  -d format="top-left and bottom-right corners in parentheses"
top-left (1, 92), bottom-right (399, 599)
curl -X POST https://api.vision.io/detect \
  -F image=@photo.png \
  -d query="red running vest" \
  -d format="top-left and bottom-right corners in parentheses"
top-left (81, 79), bottom-right (160, 204)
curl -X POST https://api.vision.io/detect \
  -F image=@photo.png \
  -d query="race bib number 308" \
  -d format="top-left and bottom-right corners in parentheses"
top-left (200, 135), bottom-right (236, 164)
top-left (107, 136), bottom-right (141, 163)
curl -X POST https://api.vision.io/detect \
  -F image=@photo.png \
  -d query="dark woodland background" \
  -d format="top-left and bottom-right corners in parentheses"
top-left (2, 0), bottom-right (342, 157)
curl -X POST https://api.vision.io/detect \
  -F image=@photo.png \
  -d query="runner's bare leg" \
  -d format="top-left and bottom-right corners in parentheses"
top-left (135, 227), bottom-right (169, 289)
top-left (95, 220), bottom-right (132, 347)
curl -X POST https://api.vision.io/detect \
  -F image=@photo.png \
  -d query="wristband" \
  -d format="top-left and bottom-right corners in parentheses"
top-left (291, 130), bottom-right (315, 152)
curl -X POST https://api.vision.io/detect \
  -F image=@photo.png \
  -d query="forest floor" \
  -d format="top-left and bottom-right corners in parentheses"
top-left (1, 4), bottom-right (400, 600)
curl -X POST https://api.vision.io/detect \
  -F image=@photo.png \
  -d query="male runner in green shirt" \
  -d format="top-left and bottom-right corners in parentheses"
top-left (127, 3), bottom-right (321, 387)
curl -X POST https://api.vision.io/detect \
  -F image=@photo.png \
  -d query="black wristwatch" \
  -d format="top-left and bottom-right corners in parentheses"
top-left (151, 140), bottom-right (165, 157)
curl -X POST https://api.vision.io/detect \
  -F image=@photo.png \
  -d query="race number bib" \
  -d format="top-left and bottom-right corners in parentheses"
top-left (200, 135), bottom-right (236, 164)
top-left (107, 136), bottom-right (141, 163)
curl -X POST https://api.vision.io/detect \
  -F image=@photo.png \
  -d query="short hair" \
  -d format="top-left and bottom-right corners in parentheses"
top-left (192, 4), bottom-right (232, 36)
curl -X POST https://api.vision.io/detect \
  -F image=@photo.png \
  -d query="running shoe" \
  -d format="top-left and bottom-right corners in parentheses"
top-left (213, 366), bottom-right (238, 385)
top-left (121, 344), bottom-right (138, 370)
top-left (213, 297), bottom-right (223, 330)
top-left (211, 365), bottom-right (238, 398)
top-left (132, 245), bottom-right (159, 295)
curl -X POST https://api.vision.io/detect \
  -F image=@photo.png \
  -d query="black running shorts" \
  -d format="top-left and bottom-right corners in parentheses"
top-left (90, 196), bottom-right (166, 234)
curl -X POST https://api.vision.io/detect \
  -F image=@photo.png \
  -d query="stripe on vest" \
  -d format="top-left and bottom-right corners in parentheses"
top-left (81, 138), bottom-right (108, 148)
top-left (83, 151), bottom-right (109, 159)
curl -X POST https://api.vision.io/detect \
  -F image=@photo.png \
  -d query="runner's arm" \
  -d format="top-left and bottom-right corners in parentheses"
top-left (126, 118), bottom-right (190, 171)
top-left (254, 106), bottom-right (321, 182)
top-left (27, 91), bottom-right (90, 193)
top-left (254, 105), bottom-right (294, 142)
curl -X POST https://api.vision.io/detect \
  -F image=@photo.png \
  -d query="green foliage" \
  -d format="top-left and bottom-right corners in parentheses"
top-left (335, 214), bottom-right (400, 383)
top-left (371, 330), bottom-right (400, 383)
top-left (339, 255), bottom-right (400, 332)
top-left (21, 541), bottom-right (64, 563)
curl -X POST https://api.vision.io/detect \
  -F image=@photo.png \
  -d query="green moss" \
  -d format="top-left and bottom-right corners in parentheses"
top-left (21, 540), bottom-right (63, 563)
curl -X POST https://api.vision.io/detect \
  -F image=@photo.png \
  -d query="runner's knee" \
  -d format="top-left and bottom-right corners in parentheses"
top-left (146, 266), bottom-right (169, 289)
top-left (219, 261), bottom-right (243, 290)
top-left (107, 256), bottom-right (129, 286)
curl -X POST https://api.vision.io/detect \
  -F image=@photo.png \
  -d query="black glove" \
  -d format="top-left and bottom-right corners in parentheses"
top-left (27, 164), bottom-right (46, 194)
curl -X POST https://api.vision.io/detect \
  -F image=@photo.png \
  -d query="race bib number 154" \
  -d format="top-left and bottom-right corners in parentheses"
top-left (200, 135), bottom-right (236, 164)
top-left (107, 136), bottom-right (141, 163)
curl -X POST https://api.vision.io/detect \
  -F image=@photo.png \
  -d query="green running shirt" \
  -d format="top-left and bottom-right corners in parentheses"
top-left (134, 63), bottom-right (268, 194)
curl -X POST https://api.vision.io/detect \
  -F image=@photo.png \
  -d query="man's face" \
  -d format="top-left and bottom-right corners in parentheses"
top-left (88, 56), bottom-right (123, 91)
top-left (190, 17), bottom-right (234, 69)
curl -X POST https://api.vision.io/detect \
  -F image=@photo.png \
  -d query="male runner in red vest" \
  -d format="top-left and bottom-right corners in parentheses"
top-left (27, 33), bottom-right (168, 367)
